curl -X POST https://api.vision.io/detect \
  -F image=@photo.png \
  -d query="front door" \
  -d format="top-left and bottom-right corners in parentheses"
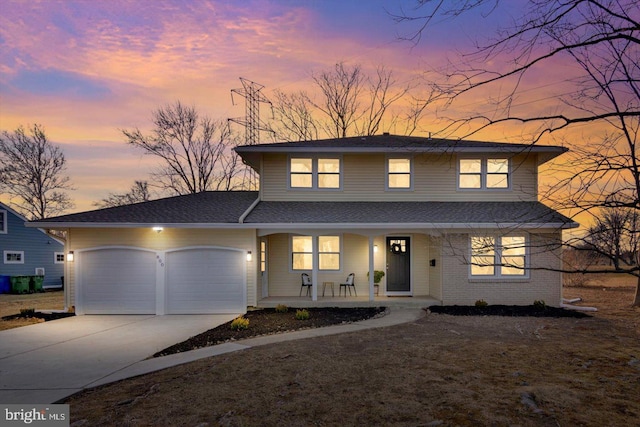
top-left (386, 237), bottom-right (411, 294)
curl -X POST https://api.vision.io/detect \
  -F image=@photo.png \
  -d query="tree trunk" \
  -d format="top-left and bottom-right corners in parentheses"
top-left (633, 275), bottom-right (640, 307)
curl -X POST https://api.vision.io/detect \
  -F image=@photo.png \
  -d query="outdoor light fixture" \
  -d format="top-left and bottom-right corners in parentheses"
top-left (246, 251), bottom-right (252, 262)
top-left (374, 245), bottom-right (378, 253)
top-left (67, 251), bottom-right (74, 262)
top-left (152, 226), bottom-right (163, 233)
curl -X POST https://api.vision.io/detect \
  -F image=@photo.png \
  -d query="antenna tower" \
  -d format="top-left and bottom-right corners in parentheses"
top-left (229, 78), bottom-right (272, 189)
top-left (230, 77), bottom-right (272, 145)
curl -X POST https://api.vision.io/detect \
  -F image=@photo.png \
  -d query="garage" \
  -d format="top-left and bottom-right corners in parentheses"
top-left (76, 246), bottom-right (246, 315)
top-left (77, 248), bottom-right (157, 314)
top-left (165, 247), bottom-right (245, 314)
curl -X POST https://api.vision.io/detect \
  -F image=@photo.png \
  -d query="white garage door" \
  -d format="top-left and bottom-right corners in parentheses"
top-left (78, 248), bottom-right (156, 314)
top-left (165, 247), bottom-right (245, 314)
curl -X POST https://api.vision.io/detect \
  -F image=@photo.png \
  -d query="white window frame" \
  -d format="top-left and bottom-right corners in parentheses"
top-left (288, 156), bottom-right (342, 190)
top-left (0, 210), bottom-right (7, 234)
top-left (4, 250), bottom-right (24, 264)
top-left (55, 252), bottom-right (65, 264)
top-left (386, 156), bottom-right (413, 190)
top-left (260, 241), bottom-right (267, 273)
top-left (290, 235), bottom-right (342, 271)
top-left (469, 234), bottom-right (529, 279)
top-left (458, 157), bottom-right (511, 190)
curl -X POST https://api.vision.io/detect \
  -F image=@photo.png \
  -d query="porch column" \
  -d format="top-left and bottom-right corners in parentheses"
top-left (311, 235), bottom-right (318, 301)
top-left (368, 236), bottom-right (375, 302)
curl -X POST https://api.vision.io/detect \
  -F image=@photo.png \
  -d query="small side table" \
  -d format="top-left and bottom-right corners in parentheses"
top-left (322, 281), bottom-right (335, 297)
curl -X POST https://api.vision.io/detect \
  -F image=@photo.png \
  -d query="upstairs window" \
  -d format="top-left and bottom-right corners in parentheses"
top-left (318, 159), bottom-right (340, 188)
top-left (388, 158), bottom-right (412, 189)
top-left (290, 158), bottom-right (313, 188)
top-left (470, 235), bottom-right (527, 277)
top-left (459, 158), bottom-right (510, 189)
top-left (0, 210), bottom-right (6, 234)
top-left (290, 157), bottom-right (341, 189)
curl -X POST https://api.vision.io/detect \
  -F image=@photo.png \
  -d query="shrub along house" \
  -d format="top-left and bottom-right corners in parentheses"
top-left (29, 134), bottom-right (577, 314)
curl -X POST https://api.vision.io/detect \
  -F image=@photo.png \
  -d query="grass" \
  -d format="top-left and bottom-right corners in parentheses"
top-left (61, 275), bottom-right (639, 426)
top-left (0, 290), bottom-right (65, 330)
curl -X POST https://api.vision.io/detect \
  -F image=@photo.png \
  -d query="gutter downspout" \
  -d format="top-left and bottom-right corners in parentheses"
top-left (239, 197), bottom-right (261, 224)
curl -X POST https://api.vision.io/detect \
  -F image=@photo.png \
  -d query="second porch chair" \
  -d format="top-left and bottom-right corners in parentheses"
top-left (300, 273), bottom-right (312, 296)
top-left (339, 273), bottom-right (356, 297)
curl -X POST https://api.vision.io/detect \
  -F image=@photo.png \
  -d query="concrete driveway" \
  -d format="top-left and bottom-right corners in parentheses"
top-left (0, 314), bottom-right (238, 404)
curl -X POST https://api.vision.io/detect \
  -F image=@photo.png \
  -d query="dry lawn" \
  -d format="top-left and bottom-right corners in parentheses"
top-left (64, 278), bottom-right (639, 427)
top-left (0, 290), bottom-right (65, 330)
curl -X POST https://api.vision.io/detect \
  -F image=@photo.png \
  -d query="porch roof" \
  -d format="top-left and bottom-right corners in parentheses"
top-left (243, 201), bottom-right (578, 229)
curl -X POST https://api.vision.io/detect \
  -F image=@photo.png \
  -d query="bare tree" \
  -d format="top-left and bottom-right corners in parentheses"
top-left (585, 207), bottom-right (639, 273)
top-left (123, 102), bottom-right (244, 195)
top-left (269, 90), bottom-right (319, 142)
top-left (394, 0), bottom-right (640, 305)
top-left (0, 124), bottom-right (74, 219)
top-left (94, 180), bottom-right (152, 208)
top-left (270, 62), bottom-right (420, 140)
top-left (312, 62), bottom-right (365, 138)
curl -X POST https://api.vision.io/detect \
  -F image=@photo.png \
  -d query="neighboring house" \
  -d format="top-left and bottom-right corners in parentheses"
top-left (1, 201), bottom-right (65, 289)
top-left (28, 134), bottom-right (577, 314)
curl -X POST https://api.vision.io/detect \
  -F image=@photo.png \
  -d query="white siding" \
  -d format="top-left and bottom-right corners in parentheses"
top-left (261, 153), bottom-right (538, 202)
top-left (441, 232), bottom-right (563, 306)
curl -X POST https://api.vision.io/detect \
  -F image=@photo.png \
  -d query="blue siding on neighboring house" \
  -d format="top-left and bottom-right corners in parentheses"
top-left (0, 202), bottom-right (64, 288)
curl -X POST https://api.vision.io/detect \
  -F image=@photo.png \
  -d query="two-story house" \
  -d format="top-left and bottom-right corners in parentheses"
top-left (1, 201), bottom-right (65, 290)
top-left (29, 135), bottom-right (577, 314)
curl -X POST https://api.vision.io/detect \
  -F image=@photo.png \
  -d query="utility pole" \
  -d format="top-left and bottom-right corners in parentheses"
top-left (229, 78), bottom-right (272, 190)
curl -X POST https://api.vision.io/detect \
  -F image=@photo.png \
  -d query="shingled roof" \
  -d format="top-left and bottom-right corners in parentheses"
top-left (235, 134), bottom-right (568, 170)
top-left (243, 201), bottom-right (576, 228)
top-left (29, 191), bottom-right (259, 226)
top-left (29, 192), bottom-right (576, 230)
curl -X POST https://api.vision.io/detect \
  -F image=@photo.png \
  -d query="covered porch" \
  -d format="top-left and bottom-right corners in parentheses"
top-left (255, 228), bottom-right (444, 306)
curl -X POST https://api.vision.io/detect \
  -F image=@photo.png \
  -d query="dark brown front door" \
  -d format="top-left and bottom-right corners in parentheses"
top-left (386, 237), bottom-right (411, 293)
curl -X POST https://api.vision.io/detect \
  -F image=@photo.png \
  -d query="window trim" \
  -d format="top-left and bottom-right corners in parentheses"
top-left (386, 156), bottom-right (413, 190)
top-left (4, 250), bottom-right (25, 264)
top-left (288, 156), bottom-right (342, 190)
top-left (469, 234), bottom-right (529, 279)
top-left (290, 234), bottom-right (342, 272)
top-left (0, 210), bottom-right (7, 234)
top-left (55, 252), bottom-right (65, 264)
top-left (291, 235), bottom-right (313, 271)
top-left (458, 156), bottom-right (511, 191)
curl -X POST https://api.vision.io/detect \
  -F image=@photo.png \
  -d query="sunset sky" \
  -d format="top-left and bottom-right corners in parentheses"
top-left (1, 0), bottom-right (574, 212)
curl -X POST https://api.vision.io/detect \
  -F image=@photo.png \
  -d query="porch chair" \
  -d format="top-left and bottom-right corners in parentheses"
top-left (339, 273), bottom-right (356, 297)
top-left (300, 273), bottom-right (313, 296)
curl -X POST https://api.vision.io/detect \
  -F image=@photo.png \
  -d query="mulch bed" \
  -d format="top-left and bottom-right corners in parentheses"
top-left (428, 304), bottom-right (591, 318)
top-left (1, 311), bottom-right (75, 321)
top-left (153, 307), bottom-right (386, 357)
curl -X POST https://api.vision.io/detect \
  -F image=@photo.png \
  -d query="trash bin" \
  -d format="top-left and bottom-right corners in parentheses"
top-left (30, 276), bottom-right (44, 293)
top-left (10, 276), bottom-right (30, 294)
top-left (0, 275), bottom-right (10, 294)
